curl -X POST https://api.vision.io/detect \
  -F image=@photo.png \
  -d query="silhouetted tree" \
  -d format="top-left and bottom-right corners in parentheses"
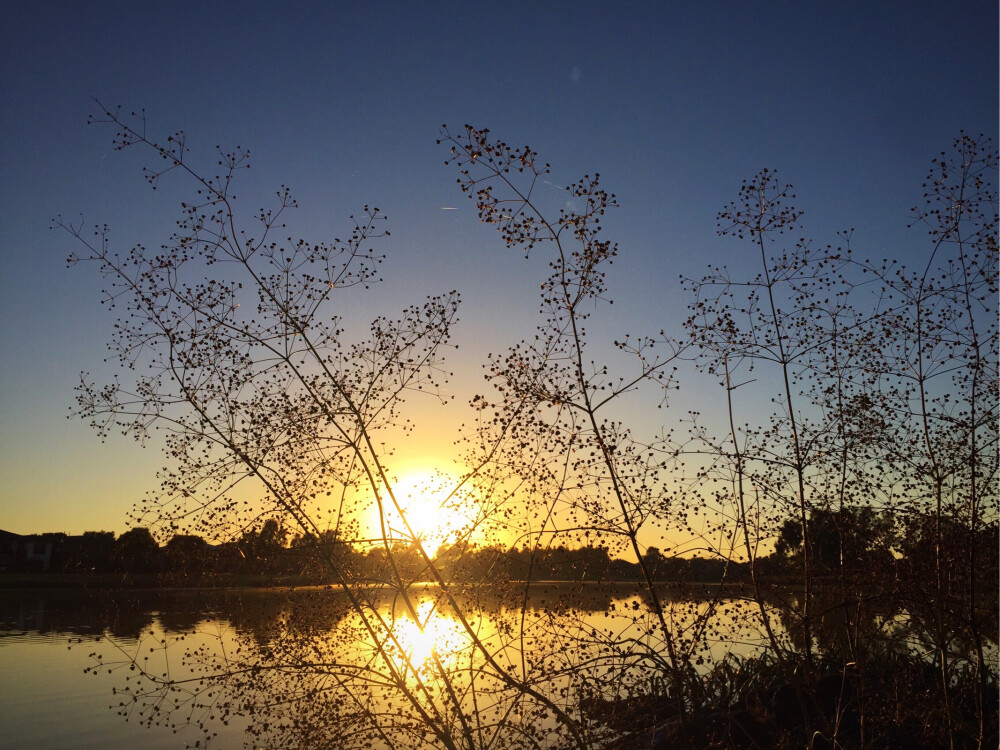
top-left (289, 528), bottom-right (353, 579)
top-left (163, 534), bottom-right (208, 578)
top-left (113, 527), bottom-right (161, 574)
top-left (774, 508), bottom-right (895, 579)
top-left (237, 519), bottom-right (287, 574)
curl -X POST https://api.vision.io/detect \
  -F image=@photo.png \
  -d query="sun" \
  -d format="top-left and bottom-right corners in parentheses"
top-left (373, 468), bottom-right (469, 552)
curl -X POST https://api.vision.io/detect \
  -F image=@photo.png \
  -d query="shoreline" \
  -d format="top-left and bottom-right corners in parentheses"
top-left (0, 573), bottom-right (794, 594)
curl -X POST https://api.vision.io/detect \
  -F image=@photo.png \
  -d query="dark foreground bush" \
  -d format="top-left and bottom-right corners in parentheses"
top-left (588, 648), bottom-right (999, 750)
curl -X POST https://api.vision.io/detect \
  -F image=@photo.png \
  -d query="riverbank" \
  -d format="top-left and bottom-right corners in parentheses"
top-left (0, 572), bottom-right (770, 593)
top-left (0, 572), bottom-right (316, 590)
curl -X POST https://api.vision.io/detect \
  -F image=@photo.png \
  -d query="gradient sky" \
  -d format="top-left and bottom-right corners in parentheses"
top-left (1, 1), bottom-right (996, 536)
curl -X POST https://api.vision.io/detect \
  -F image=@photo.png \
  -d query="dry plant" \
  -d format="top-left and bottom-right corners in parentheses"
top-left (56, 106), bottom-right (996, 749)
top-left (682, 135), bottom-right (997, 747)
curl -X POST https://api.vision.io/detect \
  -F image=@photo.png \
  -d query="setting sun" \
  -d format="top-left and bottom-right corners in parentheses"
top-left (368, 468), bottom-right (471, 552)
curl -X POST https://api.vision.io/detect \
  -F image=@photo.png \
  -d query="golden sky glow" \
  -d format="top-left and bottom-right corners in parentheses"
top-left (0, 4), bottom-right (994, 539)
top-left (364, 467), bottom-right (474, 553)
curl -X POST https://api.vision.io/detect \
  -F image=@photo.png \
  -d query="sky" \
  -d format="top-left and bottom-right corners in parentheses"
top-left (1, 1), bottom-right (996, 537)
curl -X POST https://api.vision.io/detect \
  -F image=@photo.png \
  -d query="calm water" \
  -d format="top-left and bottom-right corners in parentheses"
top-left (0, 585), bottom-right (774, 749)
top-left (0, 590), bottom-right (251, 749)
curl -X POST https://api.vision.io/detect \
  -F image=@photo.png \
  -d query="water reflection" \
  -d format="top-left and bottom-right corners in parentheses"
top-left (1, 584), bottom-right (781, 748)
top-left (386, 598), bottom-right (468, 674)
top-left (8, 584), bottom-right (985, 749)
top-left (1, 589), bottom-right (156, 640)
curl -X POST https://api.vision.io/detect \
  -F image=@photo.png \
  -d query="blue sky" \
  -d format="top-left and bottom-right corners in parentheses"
top-left (1, 1), bottom-right (996, 535)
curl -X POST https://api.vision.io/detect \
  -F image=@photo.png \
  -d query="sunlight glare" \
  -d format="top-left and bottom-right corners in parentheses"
top-left (390, 598), bottom-right (468, 673)
top-left (377, 469), bottom-right (470, 552)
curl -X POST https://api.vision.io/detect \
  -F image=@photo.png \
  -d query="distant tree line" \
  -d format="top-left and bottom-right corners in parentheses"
top-left (5, 509), bottom-right (994, 590)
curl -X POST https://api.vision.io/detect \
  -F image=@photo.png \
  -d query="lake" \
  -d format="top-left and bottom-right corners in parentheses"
top-left (0, 584), bottom-right (782, 749)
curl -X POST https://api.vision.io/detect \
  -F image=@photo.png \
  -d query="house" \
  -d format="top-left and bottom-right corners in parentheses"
top-left (0, 529), bottom-right (63, 572)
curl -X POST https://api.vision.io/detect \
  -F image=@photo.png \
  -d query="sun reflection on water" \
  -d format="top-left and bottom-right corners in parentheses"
top-left (388, 597), bottom-right (469, 674)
